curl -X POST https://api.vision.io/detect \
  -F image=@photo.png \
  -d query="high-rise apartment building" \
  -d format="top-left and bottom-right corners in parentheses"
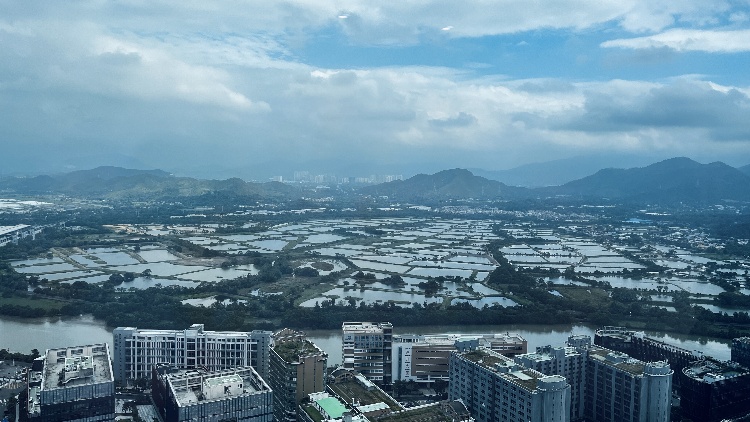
top-left (113, 324), bottom-right (272, 383)
top-left (514, 337), bottom-right (588, 421)
top-left (585, 348), bottom-right (672, 422)
top-left (27, 343), bottom-right (115, 422)
top-left (449, 348), bottom-right (571, 422)
top-left (342, 322), bottom-right (392, 384)
top-left (151, 365), bottom-right (273, 422)
top-left (269, 329), bottom-right (327, 422)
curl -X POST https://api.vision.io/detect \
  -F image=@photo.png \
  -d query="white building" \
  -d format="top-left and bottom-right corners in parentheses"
top-left (112, 324), bottom-right (271, 383)
top-left (0, 224), bottom-right (37, 247)
top-left (342, 322), bottom-right (392, 384)
top-left (449, 348), bottom-right (571, 422)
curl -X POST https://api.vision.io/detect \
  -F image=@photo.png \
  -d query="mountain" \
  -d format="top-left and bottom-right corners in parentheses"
top-left (359, 168), bottom-right (528, 201)
top-left (739, 164), bottom-right (750, 177)
top-left (544, 157), bottom-right (750, 203)
top-left (471, 155), bottom-right (661, 187)
top-left (0, 166), bottom-right (299, 201)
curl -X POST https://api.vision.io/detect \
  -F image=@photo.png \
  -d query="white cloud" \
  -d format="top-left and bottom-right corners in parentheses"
top-left (602, 28), bottom-right (750, 52)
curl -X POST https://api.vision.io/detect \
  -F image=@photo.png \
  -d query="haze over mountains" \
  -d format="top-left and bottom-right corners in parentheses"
top-left (1, 158), bottom-right (749, 204)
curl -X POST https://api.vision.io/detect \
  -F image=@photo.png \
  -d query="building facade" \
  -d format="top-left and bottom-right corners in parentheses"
top-left (269, 329), bottom-right (327, 422)
top-left (113, 324), bottom-right (272, 383)
top-left (27, 344), bottom-right (115, 422)
top-left (152, 365), bottom-right (273, 422)
top-left (731, 337), bottom-right (750, 367)
top-left (392, 333), bottom-right (527, 385)
top-left (342, 322), bottom-right (392, 384)
top-left (584, 348), bottom-right (672, 422)
top-left (514, 337), bottom-right (588, 421)
top-left (449, 348), bottom-right (571, 422)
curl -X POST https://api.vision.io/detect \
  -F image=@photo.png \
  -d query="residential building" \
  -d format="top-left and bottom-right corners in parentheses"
top-left (151, 365), bottom-right (272, 422)
top-left (269, 329), bottom-right (327, 422)
top-left (27, 344), bottom-right (115, 422)
top-left (584, 348), bottom-right (672, 422)
top-left (680, 358), bottom-right (750, 422)
top-left (449, 348), bottom-right (571, 422)
top-left (342, 322), bottom-right (392, 384)
top-left (112, 324), bottom-right (271, 383)
top-left (392, 333), bottom-right (527, 385)
top-left (0, 224), bottom-right (37, 247)
top-left (514, 336), bottom-right (588, 421)
top-left (731, 337), bottom-right (750, 367)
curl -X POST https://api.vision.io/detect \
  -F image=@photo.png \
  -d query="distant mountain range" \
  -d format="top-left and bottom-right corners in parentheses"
top-left (2, 158), bottom-right (748, 204)
top-left (364, 158), bottom-right (750, 204)
top-left (0, 166), bottom-right (298, 201)
top-left (359, 168), bottom-right (528, 201)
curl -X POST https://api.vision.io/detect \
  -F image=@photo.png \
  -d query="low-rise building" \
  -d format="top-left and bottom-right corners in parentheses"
top-left (151, 365), bottom-right (273, 422)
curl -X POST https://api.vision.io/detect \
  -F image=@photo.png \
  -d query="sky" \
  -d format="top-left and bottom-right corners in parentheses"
top-left (1, 0), bottom-right (750, 179)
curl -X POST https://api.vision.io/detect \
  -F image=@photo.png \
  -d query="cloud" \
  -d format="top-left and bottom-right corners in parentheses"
top-left (602, 29), bottom-right (750, 53)
top-left (429, 112), bottom-right (478, 128)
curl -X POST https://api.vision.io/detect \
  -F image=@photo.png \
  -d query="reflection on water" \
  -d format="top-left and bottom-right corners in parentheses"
top-left (0, 315), bottom-right (112, 353)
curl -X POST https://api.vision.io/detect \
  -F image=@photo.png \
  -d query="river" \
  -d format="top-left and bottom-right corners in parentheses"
top-left (0, 316), bottom-right (731, 365)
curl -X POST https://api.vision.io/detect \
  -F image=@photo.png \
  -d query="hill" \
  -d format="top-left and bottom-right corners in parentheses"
top-left (0, 166), bottom-right (299, 201)
top-left (543, 157), bottom-right (750, 203)
top-left (739, 164), bottom-right (750, 176)
top-left (359, 168), bottom-right (528, 201)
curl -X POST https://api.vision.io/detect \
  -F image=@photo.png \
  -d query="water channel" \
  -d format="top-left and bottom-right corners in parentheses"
top-left (0, 316), bottom-right (731, 367)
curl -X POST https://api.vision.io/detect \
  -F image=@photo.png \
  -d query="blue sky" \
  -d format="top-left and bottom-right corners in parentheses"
top-left (1, 1), bottom-right (749, 178)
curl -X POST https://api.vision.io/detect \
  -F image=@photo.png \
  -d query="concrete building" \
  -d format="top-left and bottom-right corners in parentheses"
top-left (392, 333), bottom-right (527, 385)
top-left (514, 336), bottom-right (588, 421)
top-left (342, 322), bottom-right (392, 384)
top-left (269, 329), bottom-right (327, 422)
top-left (449, 348), bottom-right (571, 422)
top-left (27, 344), bottom-right (115, 422)
top-left (680, 358), bottom-right (750, 422)
top-left (113, 324), bottom-right (271, 383)
top-left (152, 365), bottom-right (272, 422)
top-left (585, 348), bottom-right (672, 422)
top-left (0, 225), bottom-right (37, 247)
top-left (731, 337), bottom-right (750, 368)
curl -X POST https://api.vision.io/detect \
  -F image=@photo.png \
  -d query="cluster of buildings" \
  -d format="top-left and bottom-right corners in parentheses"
top-left (0, 225), bottom-right (38, 247)
top-left (15, 324), bottom-right (750, 422)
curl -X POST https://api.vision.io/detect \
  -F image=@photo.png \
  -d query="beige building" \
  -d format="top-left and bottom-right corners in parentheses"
top-left (269, 329), bottom-right (327, 422)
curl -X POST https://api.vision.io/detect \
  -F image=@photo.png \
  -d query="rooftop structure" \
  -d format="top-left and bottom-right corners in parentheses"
top-left (152, 365), bottom-right (272, 422)
top-left (680, 358), bottom-right (750, 422)
top-left (0, 224), bottom-right (36, 246)
top-left (27, 344), bottom-right (115, 422)
top-left (270, 329), bottom-right (327, 422)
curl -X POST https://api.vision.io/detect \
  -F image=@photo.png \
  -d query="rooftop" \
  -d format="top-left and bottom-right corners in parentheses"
top-left (328, 374), bottom-right (400, 411)
top-left (0, 225), bottom-right (30, 236)
top-left (273, 339), bottom-right (326, 363)
top-left (588, 347), bottom-right (646, 376)
top-left (342, 322), bottom-right (392, 334)
top-left (41, 344), bottom-right (112, 390)
top-left (165, 367), bottom-right (269, 407)
top-left (683, 358), bottom-right (750, 383)
top-left (459, 348), bottom-right (546, 391)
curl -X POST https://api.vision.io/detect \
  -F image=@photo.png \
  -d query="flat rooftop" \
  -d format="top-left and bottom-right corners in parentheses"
top-left (683, 359), bottom-right (750, 383)
top-left (459, 349), bottom-right (545, 392)
top-left (273, 339), bottom-right (326, 363)
top-left (588, 347), bottom-right (645, 376)
top-left (42, 344), bottom-right (112, 390)
top-left (0, 225), bottom-right (30, 236)
top-left (166, 367), bottom-right (269, 407)
top-left (342, 322), bottom-right (391, 334)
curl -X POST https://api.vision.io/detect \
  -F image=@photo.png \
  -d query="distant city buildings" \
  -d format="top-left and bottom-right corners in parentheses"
top-left (269, 329), bottom-right (327, 422)
top-left (112, 324), bottom-right (272, 384)
top-left (151, 365), bottom-right (273, 422)
top-left (27, 343), bottom-right (115, 422)
top-left (342, 322), bottom-right (393, 384)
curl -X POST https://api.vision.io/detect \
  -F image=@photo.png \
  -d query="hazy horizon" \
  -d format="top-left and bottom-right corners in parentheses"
top-left (2, 1), bottom-right (749, 179)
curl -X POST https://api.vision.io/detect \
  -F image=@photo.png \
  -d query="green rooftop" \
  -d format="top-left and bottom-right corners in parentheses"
top-left (274, 339), bottom-right (324, 363)
top-left (317, 396), bottom-right (348, 419)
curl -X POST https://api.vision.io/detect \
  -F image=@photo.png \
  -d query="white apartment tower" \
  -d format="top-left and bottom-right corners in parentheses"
top-left (342, 322), bottom-right (392, 384)
top-left (112, 324), bottom-right (271, 383)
